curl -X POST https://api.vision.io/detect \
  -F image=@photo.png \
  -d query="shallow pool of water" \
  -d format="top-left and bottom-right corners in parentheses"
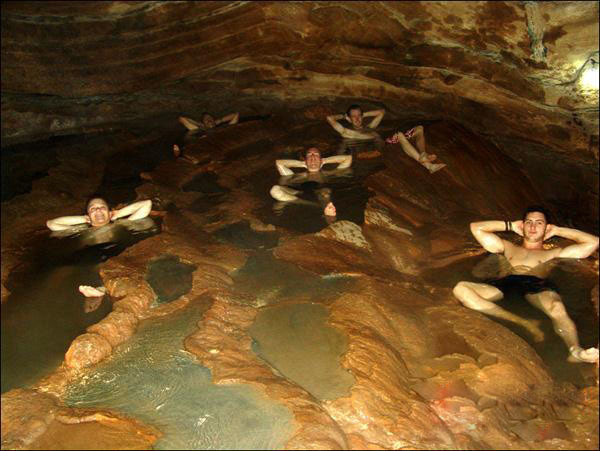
top-left (1, 221), bottom-right (161, 393)
top-left (232, 252), bottom-right (356, 307)
top-left (249, 302), bottom-right (355, 401)
top-left (146, 254), bottom-right (197, 304)
top-left (64, 300), bottom-right (295, 450)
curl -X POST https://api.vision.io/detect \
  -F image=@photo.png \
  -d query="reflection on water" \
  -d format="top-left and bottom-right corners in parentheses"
top-left (214, 221), bottom-right (280, 250)
top-left (1, 219), bottom-right (160, 394)
top-left (232, 252), bottom-right (356, 307)
top-left (64, 301), bottom-right (294, 450)
top-left (249, 303), bottom-right (355, 400)
top-left (424, 254), bottom-right (599, 387)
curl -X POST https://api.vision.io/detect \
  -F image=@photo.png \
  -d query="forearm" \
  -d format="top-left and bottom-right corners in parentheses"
top-left (275, 159), bottom-right (305, 176)
top-left (218, 112), bottom-right (239, 125)
top-left (470, 220), bottom-right (507, 233)
top-left (363, 109), bottom-right (384, 117)
top-left (46, 215), bottom-right (88, 231)
top-left (553, 226), bottom-right (598, 244)
top-left (322, 155), bottom-right (352, 169)
top-left (113, 200), bottom-right (152, 220)
top-left (327, 114), bottom-right (344, 122)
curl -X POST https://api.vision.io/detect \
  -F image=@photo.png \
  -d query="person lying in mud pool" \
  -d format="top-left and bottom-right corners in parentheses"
top-left (453, 206), bottom-right (599, 363)
top-left (46, 197), bottom-right (153, 298)
top-left (173, 111), bottom-right (240, 159)
top-left (326, 104), bottom-right (446, 173)
top-left (270, 147), bottom-right (352, 218)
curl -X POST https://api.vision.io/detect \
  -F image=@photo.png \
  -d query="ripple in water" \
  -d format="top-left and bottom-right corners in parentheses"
top-left (64, 301), bottom-right (294, 449)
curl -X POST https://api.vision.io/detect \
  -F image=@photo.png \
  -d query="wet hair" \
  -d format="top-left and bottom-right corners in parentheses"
top-left (201, 112), bottom-right (214, 122)
top-left (346, 104), bottom-right (362, 116)
top-left (302, 147), bottom-right (321, 159)
top-left (522, 205), bottom-right (551, 222)
top-left (86, 196), bottom-right (109, 212)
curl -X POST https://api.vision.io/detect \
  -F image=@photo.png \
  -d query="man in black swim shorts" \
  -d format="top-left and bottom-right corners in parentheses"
top-left (270, 147), bottom-right (352, 217)
top-left (453, 206), bottom-right (599, 363)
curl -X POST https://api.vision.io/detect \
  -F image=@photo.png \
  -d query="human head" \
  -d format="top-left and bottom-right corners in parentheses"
top-left (86, 197), bottom-right (111, 227)
top-left (304, 147), bottom-right (322, 172)
top-left (346, 104), bottom-right (363, 128)
top-left (201, 113), bottom-right (216, 129)
top-left (522, 205), bottom-right (550, 243)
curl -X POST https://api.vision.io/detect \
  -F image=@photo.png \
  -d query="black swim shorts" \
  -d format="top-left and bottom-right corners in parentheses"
top-left (485, 275), bottom-right (558, 296)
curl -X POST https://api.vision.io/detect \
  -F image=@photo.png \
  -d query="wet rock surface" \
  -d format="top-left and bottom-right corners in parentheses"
top-left (1, 112), bottom-right (598, 449)
top-left (1, 389), bottom-right (160, 450)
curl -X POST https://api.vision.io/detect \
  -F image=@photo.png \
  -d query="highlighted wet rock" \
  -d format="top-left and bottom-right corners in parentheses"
top-left (249, 303), bottom-right (355, 400)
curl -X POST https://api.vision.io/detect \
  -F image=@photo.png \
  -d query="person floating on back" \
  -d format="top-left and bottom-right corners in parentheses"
top-left (326, 104), bottom-right (445, 173)
top-left (453, 206), bottom-right (599, 363)
top-left (173, 111), bottom-right (240, 158)
top-left (46, 197), bottom-right (152, 298)
top-left (270, 147), bottom-right (352, 218)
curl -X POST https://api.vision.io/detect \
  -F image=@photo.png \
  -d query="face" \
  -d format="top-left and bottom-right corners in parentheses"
top-left (202, 115), bottom-right (216, 129)
top-left (523, 211), bottom-right (547, 242)
top-left (305, 147), bottom-right (322, 172)
top-left (87, 199), bottom-right (111, 227)
top-left (348, 109), bottom-right (363, 128)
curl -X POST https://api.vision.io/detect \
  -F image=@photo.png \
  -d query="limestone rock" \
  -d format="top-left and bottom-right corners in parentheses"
top-left (64, 333), bottom-right (113, 370)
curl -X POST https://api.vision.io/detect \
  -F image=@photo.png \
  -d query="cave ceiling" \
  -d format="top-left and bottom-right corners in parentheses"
top-left (1, 1), bottom-right (599, 171)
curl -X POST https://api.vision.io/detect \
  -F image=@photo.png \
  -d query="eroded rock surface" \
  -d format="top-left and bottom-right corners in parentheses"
top-left (1, 389), bottom-right (159, 450)
top-left (1, 105), bottom-right (597, 449)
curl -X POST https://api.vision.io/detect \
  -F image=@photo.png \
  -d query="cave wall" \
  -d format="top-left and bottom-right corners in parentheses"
top-left (1, 1), bottom-right (598, 228)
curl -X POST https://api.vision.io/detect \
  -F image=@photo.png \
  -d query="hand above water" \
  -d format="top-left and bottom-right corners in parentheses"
top-left (324, 202), bottom-right (337, 217)
top-left (79, 285), bottom-right (107, 298)
top-left (511, 220), bottom-right (524, 236)
top-left (543, 224), bottom-right (557, 241)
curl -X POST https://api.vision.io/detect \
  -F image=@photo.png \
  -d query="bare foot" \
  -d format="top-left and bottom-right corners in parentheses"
top-left (425, 162), bottom-right (447, 174)
top-left (79, 285), bottom-right (106, 298)
top-left (419, 152), bottom-right (437, 163)
top-left (316, 187), bottom-right (332, 202)
top-left (526, 321), bottom-right (545, 343)
top-left (567, 346), bottom-right (599, 363)
top-left (324, 202), bottom-right (337, 216)
top-left (173, 144), bottom-right (181, 158)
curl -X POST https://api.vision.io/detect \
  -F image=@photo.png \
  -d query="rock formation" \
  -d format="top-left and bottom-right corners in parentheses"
top-left (1, 2), bottom-right (598, 450)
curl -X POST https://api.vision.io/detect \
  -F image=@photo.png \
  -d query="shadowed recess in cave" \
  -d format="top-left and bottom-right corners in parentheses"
top-left (1, 221), bottom-right (161, 394)
top-left (232, 252), bottom-right (356, 307)
top-left (64, 300), bottom-right (295, 450)
top-left (1, 138), bottom-right (60, 202)
top-left (249, 302), bottom-right (355, 401)
top-left (145, 255), bottom-right (197, 304)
